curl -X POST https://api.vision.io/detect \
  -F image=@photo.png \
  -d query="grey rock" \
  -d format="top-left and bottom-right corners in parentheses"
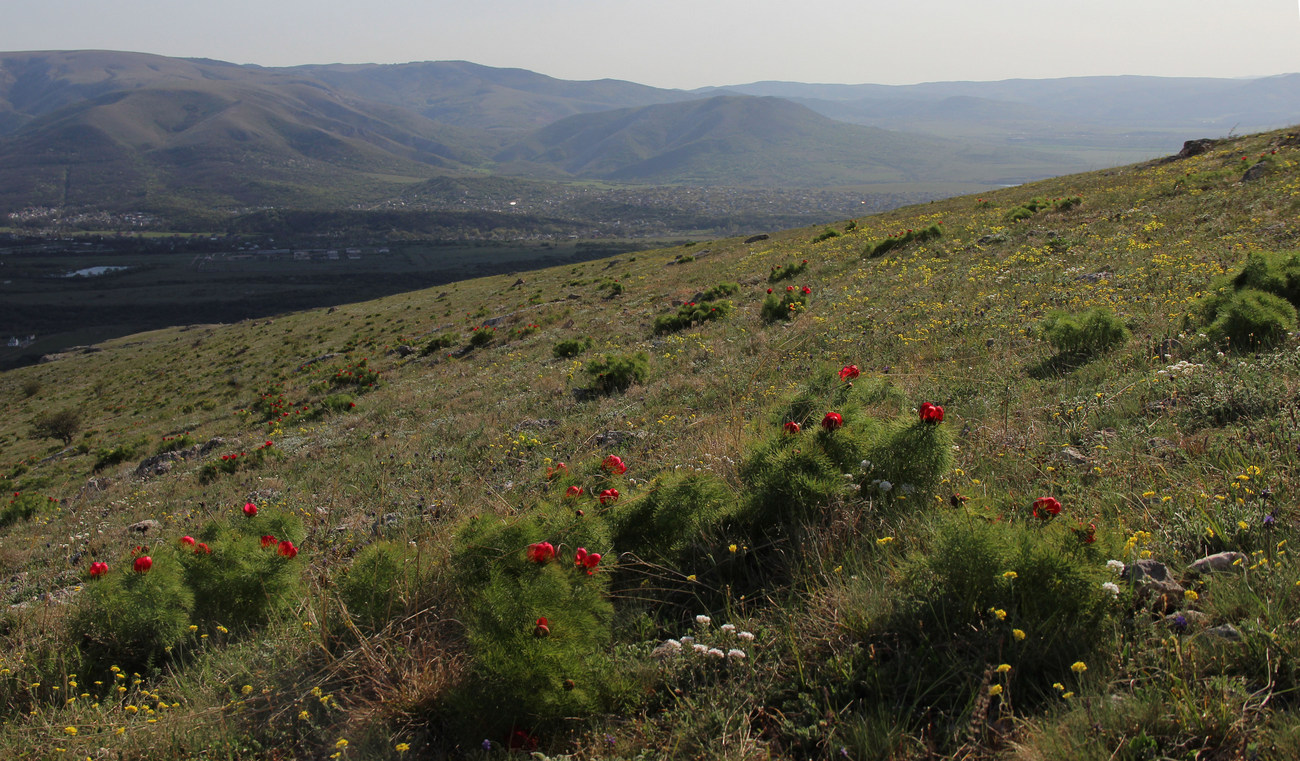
top-left (596, 430), bottom-right (647, 447)
top-left (127, 519), bottom-right (162, 535)
top-left (1165, 610), bottom-right (1210, 630)
top-left (1136, 577), bottom-right (1185, 613)
top-left (744, 234), bottom-right (769, 244)
top-left (1130, 559), bottom-right (1170, 583)
top-left (1075, 271), bottom-right (1113, 283)
top-left (1174, 138), bottom-right (1216, 159)
top-left (1202, 624), bottom-right (1243, 642)
top-left (1059, 446), bottom-right (1091, 465)
top-left (514, 419), bottom-right (559, 431)
top-left (1242, 161), bottom-right (1270, 182)
top-left (1188, 551), bottom-right (1246, 575)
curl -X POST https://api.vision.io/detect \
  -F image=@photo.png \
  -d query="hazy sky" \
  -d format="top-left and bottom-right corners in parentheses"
top-left (3, 0), bottom-right (1298, 88)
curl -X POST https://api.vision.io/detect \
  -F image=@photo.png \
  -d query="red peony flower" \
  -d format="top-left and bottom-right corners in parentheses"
top-left (801, 286), bottom-right (812, 295)
top-left (581, 551), bottom-right (601, 575)
top-left (821, 412), bottom-right (843, 431)
top-left (261, 535), bottom-right (276, 548)
top-left (526, 541), bottom-right (556, 564)
top-left (767, 288), bottom-right (773, 294)
top-left (838, 364), bottom-right (860, 381)
top-left (133, 556), bottom-right (153, 574)
top-left (598, 488), bottom-right (620, 505)
top-left (180, 535), bottom-right (196, 547)
top-left (919, 403), bottom-right (945, 424)
top-left (88, 561), bottom-right (109, 578)
top-left (277, 540), bottom-right (298, 558)
top-left (565, 485), bottom-right (585, 498)
top-left (603, 455), bottom-right (628, 475)
top-left (783, 421), bottom-right (801, 434)
top-left (787, 285), bottom-right (795, 292)
top-left (195, 542), bottom-right (212, 555)
top-left (1032, 497), bottom-right (1062, 519)
top-left (534, 617), bottom-right (550, 637)
top-left (242, 502), bottom-right (258, 517)
top-left (546, 462), bottom-right (568, 479)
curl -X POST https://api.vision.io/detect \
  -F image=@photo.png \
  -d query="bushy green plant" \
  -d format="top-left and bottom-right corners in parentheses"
top-left (1206, 288), bottom-right (1296, 350)
top-left (468, 326), bottom-right (496, 347)
top-left (768, 260), bottom-right (809, 283)
top-left (699, 282), bottom-right (740, 301)
top-left (180, 511), bottom-right (305, 629)
top-left (155, 433), bottom-right (196, 455)
top-left (553, 336), bottom-right (593, 358)
top-left (68, 549), bottom-right (195, 670)
top-left (320, 393), bottom-right (356, 413)
top-left (761, 290), bottom-right (808, 323)
top-left (1039, 307), bottom-right (1130, 357)
top-left (652, 300), bottom-right (734, 334)
top-left (1230, 250), bottom-right (1300, 307)
top-left (609, 471), bottom-right (739, 566)
top-left (421, 333), bottom-right (457, 355)
top-left (741, 420), bottom-right (876, 529)
top-left (0, 491), bottom-right (51, 529)
top-left (197, 440), bottom-right (279, 483)
top-left (842, 516), bottom-right (1117, 746)
top-left (865, 225), bottom-right (942, 258)
top-left (339, 541), bottom-right (420, 630)
top-left (448, 507), bottom-right (616, 733)
top-left (328, 358), bottom-right (379, 389)
top-left (585, 352), bottom-right (649, 394)
top-left (93, 438), bottom-right (145, 472)
top-left (860, 414), bottom-right (954, 500)
top-left (813, 228), bottom-right (841, 243)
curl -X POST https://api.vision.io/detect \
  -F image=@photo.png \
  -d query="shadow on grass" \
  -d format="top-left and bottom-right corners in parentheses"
top-left (1027, 351), bottom-right (1093, 379)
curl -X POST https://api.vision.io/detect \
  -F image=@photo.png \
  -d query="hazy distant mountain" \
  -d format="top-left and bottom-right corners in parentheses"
top-left (290, 60), bottom-right (697, 133)
top-left (0, 50), bottom-right (1297, 230)
top-left (494, 95), bottom-right (1075, 186)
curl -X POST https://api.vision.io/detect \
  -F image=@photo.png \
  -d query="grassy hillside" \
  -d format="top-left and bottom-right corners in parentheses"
top-left (1, 127), bottom-right (1300, 759)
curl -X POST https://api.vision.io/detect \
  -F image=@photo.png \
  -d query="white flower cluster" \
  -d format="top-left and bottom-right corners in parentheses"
top-left (1101, 582), bottom-right (1121, 597)
top-left (653, 616), bottom-right (754, 662)
top-left (1106, 559), bottom-right (1125, 574)
top-left (1156, 360), bottom-right (1203, 378)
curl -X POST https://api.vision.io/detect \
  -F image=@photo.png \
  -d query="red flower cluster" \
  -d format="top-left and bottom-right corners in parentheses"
top-left (783, 421), bottom-right (801, 434)
top-left (261, 535), bottom-right (277, 548)
top-left (243, 502), bottom-right (258, 517)
top-left (919, 403), bottom-right (944, 424)
top-left (88, 561), bottom-right (109, 578)
top-left (180, 535), bottom-right (196, 547)
top-left (546, 462), bottom-right (569, 479)
top-left (194, 542), bottom-right (212, 555)
top-left (277, 540), bottom-right (299, 558)
top-left (603, 455), bottom-right (628, 475)
top-left (1032, 497), bottom-right (1062, 519)
top-left (838, 364), bottom-right (860, 381)
top-left (565, 485), bottom-right (585, 498)
top-left (526, 541), bottom-right (556, 563)
top-left (598, 488), bottom-right (620, 505)
top-left (574, 547), bottom-right (602, 574)
top-left (822, 412), bottom-right (843, 431)
top-left (133, 556), bottom-right (153, 574)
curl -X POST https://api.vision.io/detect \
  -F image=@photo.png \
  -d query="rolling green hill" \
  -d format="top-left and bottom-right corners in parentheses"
top-left (1, 125), bottom-right (1300, 759)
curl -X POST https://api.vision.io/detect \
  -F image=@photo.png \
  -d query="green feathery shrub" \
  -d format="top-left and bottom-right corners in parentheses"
top-left (585, 352), bottom-right (649, 394)
top-left (1206, 288), bottom-right (1296, 350)
top-left (1230, 251), bottom-right (1300, 307)
top-left (768, 260), bottom-right (809, 283)
top-left (180, 511), bottom-right (305, 629)
top-left (0, 491), bottom-right (50, 529)
top-left (339, 541), bottom-right (421, 630)
top-left (1039, 307), bottom-right (1130, 358)
top-left (553, 336), bottom-right (594, 358)
top-left (860, 414), bottom-right (954, 502)
top-left (608, 471), bottom-right (739, 567)
top-left (865, 225), bottom-right (942, 258)
top-left (761, 290), bottom-right (808, 323)
top-left (652, 300), bottom-right (734, 334)
top-left (69, 549), bottom-right (195, 670)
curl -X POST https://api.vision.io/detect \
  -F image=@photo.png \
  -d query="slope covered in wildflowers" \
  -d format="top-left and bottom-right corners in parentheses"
top-left (2, 128), bottom-right (1300, 759)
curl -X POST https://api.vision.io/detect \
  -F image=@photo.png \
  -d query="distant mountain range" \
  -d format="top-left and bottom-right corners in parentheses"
top-left (1, 50), bottom-right (1297, 231)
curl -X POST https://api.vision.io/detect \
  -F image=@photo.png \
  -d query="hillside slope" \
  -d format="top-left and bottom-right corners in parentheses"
top-left (1, 126), bottom-right (1300, 759)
